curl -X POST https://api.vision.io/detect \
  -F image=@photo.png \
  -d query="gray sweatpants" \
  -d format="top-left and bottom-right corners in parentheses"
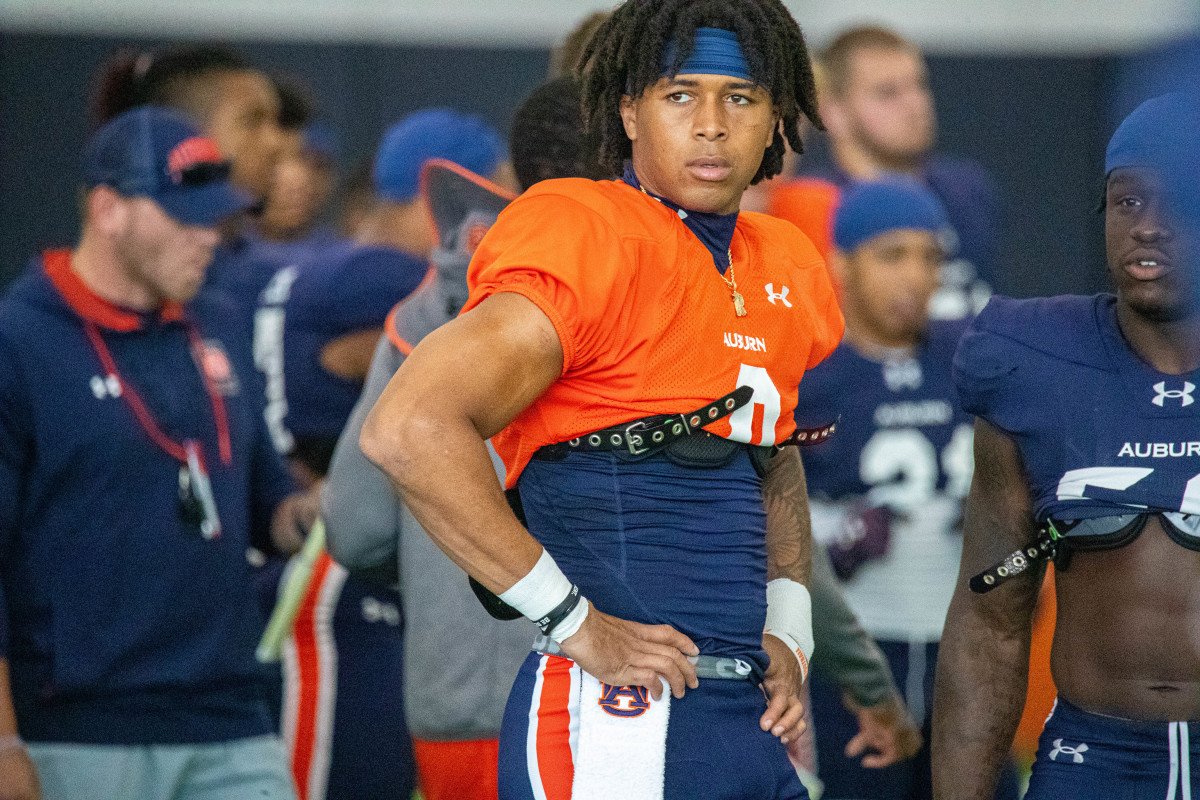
top-left (28, 734), bottom-right (296, 800)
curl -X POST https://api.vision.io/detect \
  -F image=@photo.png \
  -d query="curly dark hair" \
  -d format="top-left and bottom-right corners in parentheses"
top-left (510, 77), bottom-right (610, 191)
top-left (577, 0), bottom-right (821, 185)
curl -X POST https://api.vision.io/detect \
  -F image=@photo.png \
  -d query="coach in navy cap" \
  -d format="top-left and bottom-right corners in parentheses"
top-left (0, 103), bottom-right (306, 800)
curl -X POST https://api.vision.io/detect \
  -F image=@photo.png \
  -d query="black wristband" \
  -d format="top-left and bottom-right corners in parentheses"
top-left (536, 584), bottom-right (581, 637)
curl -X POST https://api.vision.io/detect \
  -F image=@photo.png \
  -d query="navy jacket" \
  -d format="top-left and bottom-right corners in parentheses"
top-left (0, 250), bottom-right (294, 744)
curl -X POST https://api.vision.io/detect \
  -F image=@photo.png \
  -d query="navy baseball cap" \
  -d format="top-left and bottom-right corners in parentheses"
top-left (83, 106), bottom-right (254, 227)
top-left (373, 108), bottom-right (505, 203)
top-left (833, 177), bottom-right (951, 254)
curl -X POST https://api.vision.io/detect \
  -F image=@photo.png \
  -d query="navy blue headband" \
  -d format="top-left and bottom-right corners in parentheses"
top-left (833, 178), bottom-right (950, 253)
top-left (662, 27), bottom-right (753, 83)
top-left (1106, 92), bottom-right (1200, 176)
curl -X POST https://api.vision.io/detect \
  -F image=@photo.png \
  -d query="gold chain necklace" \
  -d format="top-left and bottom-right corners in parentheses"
top-left (722, 248), bottom-right (747, 317)
top-left (635, 182), bottom-right (747, 318)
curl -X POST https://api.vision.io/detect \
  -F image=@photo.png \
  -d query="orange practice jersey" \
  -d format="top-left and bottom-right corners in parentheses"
top-left (462, 178), bottom-right (845, 486)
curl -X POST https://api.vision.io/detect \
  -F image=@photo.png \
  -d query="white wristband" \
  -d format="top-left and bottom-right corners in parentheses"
top-left (764, 579), bottom-right (814, 681)
top-left (0, 734), bottom-right (24, 755)
top-left (499, 549), bottom-right (574, 622)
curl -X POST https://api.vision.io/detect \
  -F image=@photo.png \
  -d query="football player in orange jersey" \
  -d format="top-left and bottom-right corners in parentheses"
top-left (361, 1), bottom-right (842, 798)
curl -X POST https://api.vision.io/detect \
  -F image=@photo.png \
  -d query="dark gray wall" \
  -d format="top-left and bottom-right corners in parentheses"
top-left (0, 32), bottom-right (1133, 297)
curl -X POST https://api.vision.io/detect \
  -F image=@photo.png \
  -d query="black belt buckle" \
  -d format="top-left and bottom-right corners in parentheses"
top-left (623, 420), bottom-right (650, 456)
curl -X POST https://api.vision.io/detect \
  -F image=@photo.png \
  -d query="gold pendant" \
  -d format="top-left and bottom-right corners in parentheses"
top-left (733, 291), bottom-right (747, 317)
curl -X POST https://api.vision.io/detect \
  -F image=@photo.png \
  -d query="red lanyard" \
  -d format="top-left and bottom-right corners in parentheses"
top-left (83, 320), bottom-right (233, 468)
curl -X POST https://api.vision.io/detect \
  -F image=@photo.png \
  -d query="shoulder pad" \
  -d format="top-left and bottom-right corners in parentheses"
top-left (954, 294), bottom-right (1111, 422)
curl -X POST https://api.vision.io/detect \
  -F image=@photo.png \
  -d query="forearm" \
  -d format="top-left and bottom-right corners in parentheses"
top-left (323, 338), bottom-right (404, 576)
top-left (810, 545), bottom-right (899, 707)
top-left (932, 584), bottom-right (1036, 800)
top-left (762, 446), bottom-right (813, 585)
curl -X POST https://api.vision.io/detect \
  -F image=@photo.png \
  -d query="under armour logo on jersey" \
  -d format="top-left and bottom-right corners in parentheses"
top-left (1048, 738), bottom-right (1088, 763)
top-left (89, 374), bottom-right (122, 399)
top-left (764, 283), bottom-right (792, 308)
top-left (883, 358), bottom-right (923, 392)
top-left (1153, 381), bottom-right (1195, 407)
top-left (598, 684), bottom-right (650, 718)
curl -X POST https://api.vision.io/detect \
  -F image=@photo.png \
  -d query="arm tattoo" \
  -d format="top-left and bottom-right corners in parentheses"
top-left (762, 446), bottom-right (813, 586)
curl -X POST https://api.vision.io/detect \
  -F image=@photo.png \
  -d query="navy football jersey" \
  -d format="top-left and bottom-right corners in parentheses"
top-left (254, 241), bottom-right (427, 454)
top-left (795, 319), bottom-right (973, 641)
top-left (956, 294), bottom-right (1200, 523)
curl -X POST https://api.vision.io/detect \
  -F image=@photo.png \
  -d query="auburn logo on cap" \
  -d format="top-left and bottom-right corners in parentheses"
top-left (168, 137), bottom-right (224, 183)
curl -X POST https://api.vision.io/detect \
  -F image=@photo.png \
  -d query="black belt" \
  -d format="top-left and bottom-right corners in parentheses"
top-left (536, 386), bottom-right (838, 461)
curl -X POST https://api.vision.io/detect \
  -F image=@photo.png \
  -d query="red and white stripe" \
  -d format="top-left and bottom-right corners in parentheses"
top-left (282, 552), bottom-right (347, 800)
top-left (525, 654), bottom-right (581, 800)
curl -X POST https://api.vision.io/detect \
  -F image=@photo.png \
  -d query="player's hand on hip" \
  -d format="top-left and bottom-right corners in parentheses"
top-left (760, 634), bottom-right (806, 744)
top-left (844, 692), bottom-right (923, 768)
top-left (558, 602), bottom-right (699, 701)
top-left (0, 746), bottom-right (42, 800)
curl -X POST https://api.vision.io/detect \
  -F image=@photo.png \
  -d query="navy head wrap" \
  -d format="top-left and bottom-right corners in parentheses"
top-left (1105, 92), bottom-right (1200, 176)
top-left (662, 27), bottom-right (753, 83)
top-left (833, 177), bottom-right (950, 253)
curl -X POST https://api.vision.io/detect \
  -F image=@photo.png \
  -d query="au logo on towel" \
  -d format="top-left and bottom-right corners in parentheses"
top-left (598, 684), bottom-right (650, 717)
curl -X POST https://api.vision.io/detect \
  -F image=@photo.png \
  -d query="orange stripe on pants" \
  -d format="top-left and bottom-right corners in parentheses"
top-left (290, 552), bottom-right (335, 799)
top-left (536, 655), bottom-right (576, 800)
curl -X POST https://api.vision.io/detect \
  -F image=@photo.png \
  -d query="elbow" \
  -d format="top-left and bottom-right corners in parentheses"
top-left (359, 400), bottom-right (439, 494)
top-left (359, 402), bottom-right (407, 482)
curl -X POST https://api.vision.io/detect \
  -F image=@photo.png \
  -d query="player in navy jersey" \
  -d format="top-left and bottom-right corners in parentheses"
top-left (794, 179), bottom-right (1016, 799)
top-left (254, 107), bottom-right (506, 482)
top-left (932, 93), bottom-right (1200, 798)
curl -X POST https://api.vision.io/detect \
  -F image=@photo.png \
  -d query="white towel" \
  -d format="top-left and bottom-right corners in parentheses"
top-left (571, 673), bottom-right (670, 800)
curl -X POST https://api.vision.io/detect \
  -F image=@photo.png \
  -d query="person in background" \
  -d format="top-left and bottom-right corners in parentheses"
top-left (254, 107), bottom-right (509, 484)
top-left (256, 75), bottom-right (340, 263)
top-left (255, 109), bottom-right (510, 800)
top-left (324, 156), bottom-right (521, 800)
top-left (793, 179), bottom-right (1017, 800)
top-left (770, 26), bottom-right (1000, 320)
top-left (0, 106), bottom-right (309, 800)
top-left (90, 43), bottom-right (286, 326)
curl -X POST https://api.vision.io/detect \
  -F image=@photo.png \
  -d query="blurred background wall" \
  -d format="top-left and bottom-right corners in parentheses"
top-left (2, 0), bottom-right (1198, 296)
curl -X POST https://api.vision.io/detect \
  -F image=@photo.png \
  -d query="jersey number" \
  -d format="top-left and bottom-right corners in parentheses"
top-left (1057, 467), bottom-right (1200, 515)
top-left (728, 364), bottom-right (782, 446)
top-left (859, 424), bottom-right (974, 509)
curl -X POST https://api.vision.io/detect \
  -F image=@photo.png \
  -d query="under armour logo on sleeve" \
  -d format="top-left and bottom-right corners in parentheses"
top-left (1048, 738), bottom-right (1088, 763)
